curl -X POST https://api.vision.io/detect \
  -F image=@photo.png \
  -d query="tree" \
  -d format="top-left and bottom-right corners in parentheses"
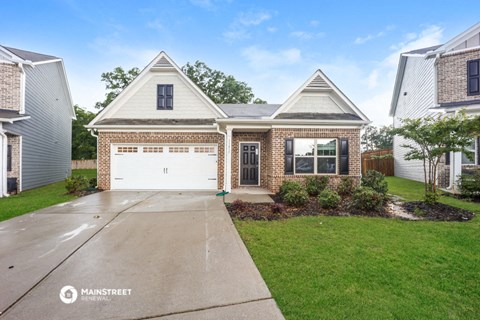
top-left (182, 61), bottom-right (266, 104)
top-left (72, 105), bottom-right (97, 159)
top-left (393, 111), bottom-right (480, 203)
top-left (95, 67), bottom-right (140, 110)
top-left (361, 125), bottom-right (394, 151)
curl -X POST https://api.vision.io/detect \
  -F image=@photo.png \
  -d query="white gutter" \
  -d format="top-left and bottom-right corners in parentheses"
top-left (0, 124), bottom-right (9, 197)
top-left (85, 124), bottom-right (217, 130)
top-left (216, 118), bottom-right (371, 125)
top-left (216, 124), bottom-right (227, 192)
top-left (0, 116), bottom-right (31, 123)
top-left (19, 63), bottom-right (26, 114)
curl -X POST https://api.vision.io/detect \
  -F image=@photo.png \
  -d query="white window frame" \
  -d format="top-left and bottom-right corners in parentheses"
top-left (293, 138), bottom-right (338, 175)
top-left (462, 138), bottom-right (477, 165)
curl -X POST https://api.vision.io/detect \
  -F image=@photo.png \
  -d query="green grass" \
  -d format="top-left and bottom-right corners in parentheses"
top-left (0, 169), bottom-right (97, 222)
top-left (235, 177), bottom-right (480, 320)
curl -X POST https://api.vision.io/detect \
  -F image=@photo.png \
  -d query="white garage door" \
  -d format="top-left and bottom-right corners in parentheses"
top-left (111, 144), bottom-right (218, 190)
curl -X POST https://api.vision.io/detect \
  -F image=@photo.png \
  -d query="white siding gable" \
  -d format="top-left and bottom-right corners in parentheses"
top-left (108, 71), bottom-right (218, 119)
top-left (285, 93), bottom-right (355, 114)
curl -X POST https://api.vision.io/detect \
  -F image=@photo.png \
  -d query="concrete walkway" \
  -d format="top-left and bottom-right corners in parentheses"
top-left (0, 191), bottom-right (284, 320)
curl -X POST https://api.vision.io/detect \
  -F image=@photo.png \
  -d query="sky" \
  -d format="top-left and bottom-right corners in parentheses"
top-left (1, 0), bottom-right (479, 126)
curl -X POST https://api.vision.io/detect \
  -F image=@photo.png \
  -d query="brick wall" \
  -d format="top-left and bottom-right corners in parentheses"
top-left (0, 63), bottom-right (21, 111)
top-left (97, 131), bottom-right (225, 190)
top-left (231, 132), bottom-right (268, 189)
top-left (6, 134), bottom-right (20, 181)
top-left (266, 128), bottom-right (361, 192)
top-left (437, 48), bottom-right (480, 104)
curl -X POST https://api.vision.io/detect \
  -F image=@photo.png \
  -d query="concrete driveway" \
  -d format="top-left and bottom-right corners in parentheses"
top-left (0, 191), bottom-right (284, 320)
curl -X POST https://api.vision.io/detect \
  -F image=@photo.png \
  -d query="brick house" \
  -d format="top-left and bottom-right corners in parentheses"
top-left (390, 22), bottom-right (480, 191)
top-left (0, 46), bottom-right (74, 197)
top-left (87, 52), bottom-right (370, 193)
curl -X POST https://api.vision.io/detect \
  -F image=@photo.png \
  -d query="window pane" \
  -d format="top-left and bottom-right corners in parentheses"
top-left (317, 139), bottom-right (336, 156)
top-left (462, 140), bottom-right (476, 164)
top-left (295, 157), bottom-right (314, 173)
top-left (294, 139), bottom-right (315, 156)
top-left (318, 158), bottom-right (336, 174)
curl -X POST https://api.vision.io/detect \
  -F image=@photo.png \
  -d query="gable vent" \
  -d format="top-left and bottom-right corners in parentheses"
top-left (305, 75), bottom-right (331, 90)
top-left (153, 56), bottom-right (173, 68)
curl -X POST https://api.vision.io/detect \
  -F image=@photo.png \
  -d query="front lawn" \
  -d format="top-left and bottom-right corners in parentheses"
top-left (0, 169), bottom-right (97, 222)
top-left (235, 177), bottom-right (480, 320)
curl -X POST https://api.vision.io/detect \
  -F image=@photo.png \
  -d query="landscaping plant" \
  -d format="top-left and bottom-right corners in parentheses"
top-left (318, 189), bottom-right (341, 209)
top-left (304, 176), bottom-right (329, 196)
top-left (361, 170), bottom-right (388, 195)
top-left (283, 188), bottom-right (309, 206)
top-left (458, 170), bottom-right (480, 199)
top-left (65, 175), bottom-right (89, 194)
top-left (351, 186), bottom-right (385, 212)
top-left (337, 176), bottom-right (355, 195)
top-left (279, 180), bottom-right (303, 197)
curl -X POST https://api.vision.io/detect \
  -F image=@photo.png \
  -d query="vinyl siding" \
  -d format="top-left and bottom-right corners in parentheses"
top-left (4, 62), bottom-right (72, 190)
top-left (284, 92), bottom-right (355, 115)
top-left (110, 72), bottom-right (218, 119)
top-left (392, 56), bottom-right (435, 182)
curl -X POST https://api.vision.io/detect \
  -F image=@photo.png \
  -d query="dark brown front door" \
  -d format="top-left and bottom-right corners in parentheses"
top-left (240, 143), bottom-right (259, 185)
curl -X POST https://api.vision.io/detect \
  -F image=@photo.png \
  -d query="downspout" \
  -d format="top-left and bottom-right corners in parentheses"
top-left (0, 125), bottom-right (9, 197)
top-left (18, 63), bottom-right (26, 114)
top-left (216, 124), bottom-right (227, 191)
top-left (89, 129), bottom-right (99, 187)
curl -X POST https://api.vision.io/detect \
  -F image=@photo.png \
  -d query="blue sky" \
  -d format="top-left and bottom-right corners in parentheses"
top-left (1, 0), bottom-right (479, 125)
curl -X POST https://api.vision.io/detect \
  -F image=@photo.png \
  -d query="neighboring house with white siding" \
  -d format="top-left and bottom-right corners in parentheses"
top-left (390, 22), bottom-right (480, 191)
top-left (0, 45), bottom-right (74, 197)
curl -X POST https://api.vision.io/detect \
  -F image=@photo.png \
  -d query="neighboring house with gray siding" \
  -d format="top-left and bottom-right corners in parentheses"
top-left (0, 45), bottom-right (74, 197)
top-left (390, 22), bottom-right (480, 191)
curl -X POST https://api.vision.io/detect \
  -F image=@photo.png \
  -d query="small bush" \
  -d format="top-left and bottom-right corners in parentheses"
top-left (270, 203), bottom-right (284, 214)
top-left (279, 180), bottom-right (303, 197)
top-left (318, 189), bottom-right (341, 209)
top-left (424, 191), bottom-right (440, 205)
top-left (283, 189), bottom-right (309, 206)
top-left (458, 170), bottom-right (480, 199)
top-left (230, 199), bottom-right (247, 211)
top-left (361, 170), bottom-right (388, 195)
top-left (351, 186), bottom-right (385, 211)
top-left (305, 176), bottom-right (329, 196)
top-left (65, 175), bottom-right (89, 194)
top-left (88, 178), bottom-right (97, 189)
top-left (337, 176), bottom-right (355, 195)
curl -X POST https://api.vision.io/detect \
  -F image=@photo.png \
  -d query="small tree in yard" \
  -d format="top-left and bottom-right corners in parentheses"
top-left (393, 111), bottom-right (480, 203)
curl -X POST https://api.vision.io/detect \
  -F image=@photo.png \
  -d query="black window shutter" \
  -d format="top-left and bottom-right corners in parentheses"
top-left (285, 139), bottom-right (294, 175)
top-left (157, 85), bottom-right (166, 109)
top-left (339, 138), bottom-right (349, 175)
top-left (477, 137), bottom-right (480, 165)
top-left (165, 84), bottom-right (173, 110)
top-left (445, 151), bottom-right (450, 165)
top-left (7, 145), bottom-right (12, 172)
top-left (467, 59), bottom-right (480, 96)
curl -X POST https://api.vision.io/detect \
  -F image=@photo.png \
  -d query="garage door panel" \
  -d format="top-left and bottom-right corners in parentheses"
top-left (111, 145), bottom-right (218, 190)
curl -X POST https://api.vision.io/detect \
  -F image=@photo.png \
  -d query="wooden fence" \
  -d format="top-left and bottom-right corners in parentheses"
top-left (361, 149), bottom-right (394, 176)
top-left (72, 159), bottom-right (97, 170)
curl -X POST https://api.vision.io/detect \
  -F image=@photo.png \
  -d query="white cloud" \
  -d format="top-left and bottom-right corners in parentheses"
top-left (224, 10), bottom-right (272, 42)
top-left (237, 11), bottom-right (271, 26)
top-left (267, 26), bottom-right (277, 33)
top-left (242, 46), bottom-right (301, 69)
top-left (290, 31), bottom-right (325, 40)
top-left (147, 19), bottom-right (164, 32)
top-left (309, 20), bottom-right (319, 27)
top-left (189, 0), bottom-right (232, 10)
top-left (355, 31), bottom-right (386, 45)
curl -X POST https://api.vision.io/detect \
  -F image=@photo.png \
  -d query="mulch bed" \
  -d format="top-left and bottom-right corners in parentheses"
top-left (402, 201), bottom-right (475, 222)
top-left (227, 194), bottom-right (391, 221)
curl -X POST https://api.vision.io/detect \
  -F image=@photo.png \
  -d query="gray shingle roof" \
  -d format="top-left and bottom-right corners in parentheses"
top-left (218, 104), bottom-right (281, 118)
top-left (405, 45), bottom-right (442, 55)
top-left (95, 118), bottom-right (216, 126)
top-left (2, 46), bottom-right (59, 62)
top-left (275, 112), bottom-right (362, 121)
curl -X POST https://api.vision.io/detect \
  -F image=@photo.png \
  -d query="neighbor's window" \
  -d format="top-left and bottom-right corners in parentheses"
top-left (467, 59), bottom-right (480, 96)
top-left (7, 145), bottom-right (12, 172)
top-left (294, 138), bottom-right (337, 174)
top-left (462, 139), bottom-right (476, 165)
top-left (157, 84), bottom-right (173, 110)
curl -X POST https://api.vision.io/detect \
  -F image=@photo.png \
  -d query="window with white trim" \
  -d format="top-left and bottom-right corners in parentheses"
top-left (294, 138), bottom-right (337, 174)
top-left (462, 139), bottom-right (477, 165)
top-left (157, 84), bottom-right (173, 110)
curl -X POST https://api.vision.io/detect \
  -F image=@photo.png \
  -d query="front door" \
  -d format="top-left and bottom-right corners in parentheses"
top-left (240, 143), bottom-right (259, 185)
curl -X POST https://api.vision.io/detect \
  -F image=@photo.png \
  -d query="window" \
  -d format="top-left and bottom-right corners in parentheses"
top-left (194, 146), bottom-right (215, 153)
top-left (169, 146), bottom-right (189, 153)
top-left (462, 139), bottom-right (477, 165)
top-left (157, 84), bottom-right (173, 110)
top-left (468, 59), bottom-right (480, 96)
top-left (7, 145), bottom-right (12, 172)
top-left (143, 147), bottom-right (163, 153)
top-left (294, 138), bottom-right (337, 174)
top-left (117, 146), bottom-right (138, 153)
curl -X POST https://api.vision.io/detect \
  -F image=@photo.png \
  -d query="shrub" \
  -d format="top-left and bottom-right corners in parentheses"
top-left (304, 176), bottom-right (329, 196)
top-left (270, 203), bottom-right (285, 214)
top-left (351, 186), bottom-right (385, 211)
top-left (318, 189), bottom-right (341, 209)
top-left (361, 170), bottom-right (388, 195)
top-left (88, 178), bottom-right (97, 189)
top-left (424, 191), bottom-right (440, 205)
top-left (283, 189), bottom-right (309, 206)
top-left (65, 175), bottom-right (89, 194)
top-left (230, 199), bottom-right (247, 211)
top-left (279, 180), bottom-right (303, 197)
top-left (458, 170), bottom-right (480, 199)
top-left (337, 176), bottom-right (355, 195)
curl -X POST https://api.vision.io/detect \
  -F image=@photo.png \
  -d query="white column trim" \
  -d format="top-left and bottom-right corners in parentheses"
top-left (450, 151), bottom-right (462, 192)
top-left (0, 123), bottom-right (7, 197)
top-left (225, 128), bottom-right (233, 192)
